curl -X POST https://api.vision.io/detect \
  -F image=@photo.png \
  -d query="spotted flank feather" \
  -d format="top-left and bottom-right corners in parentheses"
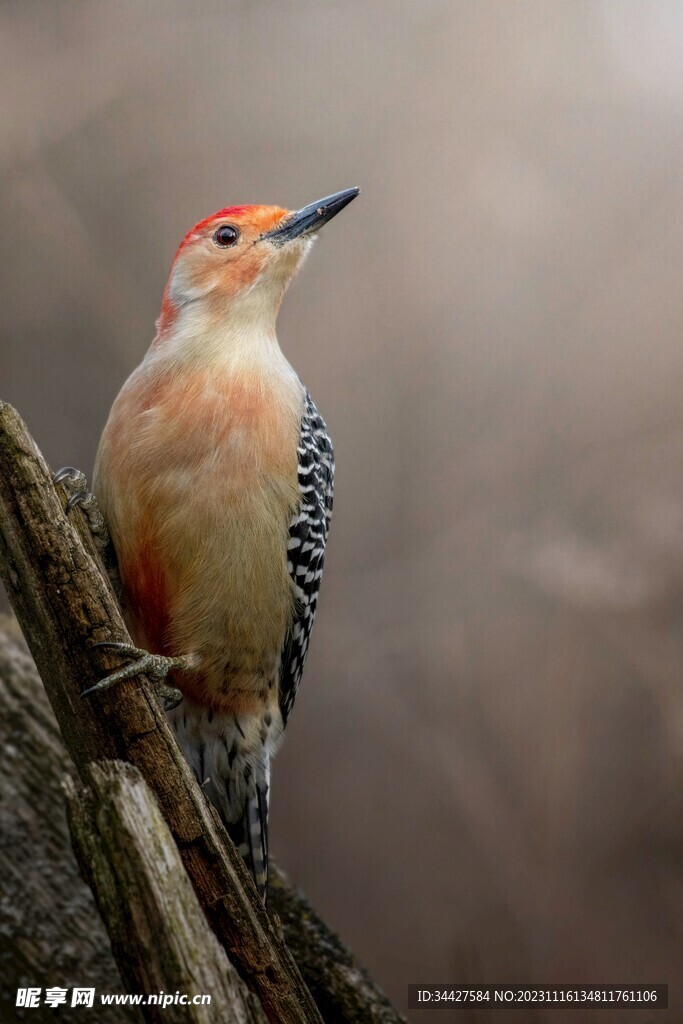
top-left (279, 390), bottom-right (334, 725)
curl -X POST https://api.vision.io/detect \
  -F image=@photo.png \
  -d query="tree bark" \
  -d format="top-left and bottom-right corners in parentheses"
top-left (0, 401), bottom-right (407, 1024)
top-left (65, 760), bottom-right (267, 1024)
top-left (0, 615), bottom-right (140, 1024)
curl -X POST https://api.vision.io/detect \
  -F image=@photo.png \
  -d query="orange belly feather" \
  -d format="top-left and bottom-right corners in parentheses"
top-left (95, 359), bottom-right (302, 713)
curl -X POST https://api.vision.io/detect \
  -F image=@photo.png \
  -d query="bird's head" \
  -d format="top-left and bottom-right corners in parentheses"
top-left (157, 188), bottom-right (359, 339)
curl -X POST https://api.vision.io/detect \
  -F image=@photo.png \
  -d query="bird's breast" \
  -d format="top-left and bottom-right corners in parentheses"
top-left (95, 358), bottom-right (303, 707)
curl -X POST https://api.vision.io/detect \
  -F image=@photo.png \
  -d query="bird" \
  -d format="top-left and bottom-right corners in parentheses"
top-left (76, 188), bottom-right (359, 898)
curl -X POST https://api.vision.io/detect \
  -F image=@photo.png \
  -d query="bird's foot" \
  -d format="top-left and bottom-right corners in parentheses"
top-left (53, 466), bottom-right (110, 550)
top-left (86, 641), bottom-right (187, 710)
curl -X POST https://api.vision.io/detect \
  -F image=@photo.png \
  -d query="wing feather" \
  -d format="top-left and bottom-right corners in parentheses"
top-left (279, 391), bottom-right (334, 724)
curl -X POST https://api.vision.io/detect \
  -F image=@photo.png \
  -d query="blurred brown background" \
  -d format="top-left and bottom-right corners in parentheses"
top-left (3, 2), bottom-right (683, 1020)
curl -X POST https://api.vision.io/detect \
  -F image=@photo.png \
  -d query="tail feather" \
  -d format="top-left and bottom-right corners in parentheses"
top-left (167, 701), bottom-right (272, 900)
top-left (227, 782), bottom-right (269, 899)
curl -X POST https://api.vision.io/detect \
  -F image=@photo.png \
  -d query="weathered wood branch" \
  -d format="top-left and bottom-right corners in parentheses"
top-left (0, 401), bottom-right (407, 1024)
top-left (0, 616), bottom-right (139, 1024)
top-left (65, 760), bottom-right (267, 1024)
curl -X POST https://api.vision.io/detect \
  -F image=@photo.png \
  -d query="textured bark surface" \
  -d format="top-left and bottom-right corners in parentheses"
top-left (66, 761), bottom-right (267, 1024)
top-left (0, 403), bottom-right (406, 1024)
top-left (0, 616), bottom-right (140, 1024)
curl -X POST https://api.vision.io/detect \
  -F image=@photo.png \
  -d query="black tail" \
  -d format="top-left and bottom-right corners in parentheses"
top-left (167, 702), bottom-right (271, 900)
top-left (227, 780), bottom-right (269, 900)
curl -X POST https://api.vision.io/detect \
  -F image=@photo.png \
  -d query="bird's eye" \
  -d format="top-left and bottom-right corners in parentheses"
top-left (214, 225), bottom-right (240, 247)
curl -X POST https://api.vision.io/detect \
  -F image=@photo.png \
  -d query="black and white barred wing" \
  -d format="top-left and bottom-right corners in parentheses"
top-left (279, 392), bottom-right (334, 725)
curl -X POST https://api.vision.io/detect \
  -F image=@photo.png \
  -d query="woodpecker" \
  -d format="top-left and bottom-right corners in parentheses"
top-left (84, 188), bottom-right (358, 897)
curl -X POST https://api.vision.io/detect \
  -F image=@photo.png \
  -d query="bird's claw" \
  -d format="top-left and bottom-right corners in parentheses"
top-left (53, 466), bottom-right (82, 486)
top-left (53, 466), bottom-right (110, 549)
top-left (86, 641), bottom-right (185, 710)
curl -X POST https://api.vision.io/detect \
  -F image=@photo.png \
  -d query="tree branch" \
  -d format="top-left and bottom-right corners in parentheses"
top-left (0, 616), bottom-right (140, 1024)
top-left (65, 760), bottom-right (267, 1024)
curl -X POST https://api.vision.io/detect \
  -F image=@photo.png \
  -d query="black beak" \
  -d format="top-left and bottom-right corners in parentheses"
top-left (261, 187), bottom-right (360, 245)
